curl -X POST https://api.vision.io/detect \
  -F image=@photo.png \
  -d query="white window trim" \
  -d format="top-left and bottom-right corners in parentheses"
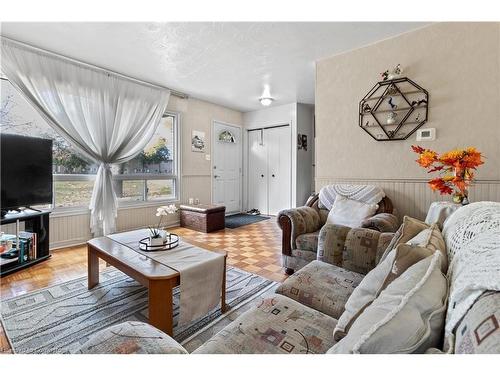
top-left (51, 111), bottom-right (181, 215)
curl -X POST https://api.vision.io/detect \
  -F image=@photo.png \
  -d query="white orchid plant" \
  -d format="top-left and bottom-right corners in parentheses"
top-left (149, 204), bottom-right (178, 238)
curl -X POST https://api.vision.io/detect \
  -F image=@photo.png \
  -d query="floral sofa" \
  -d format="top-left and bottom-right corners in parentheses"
top-left (77, 202), bottom-right (500, 354)
top-left (277, 191), bottom-right (399, 275)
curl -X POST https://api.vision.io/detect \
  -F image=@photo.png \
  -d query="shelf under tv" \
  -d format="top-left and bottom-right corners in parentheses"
top-left (0, 210), bottom-right (51, 277)
top-left (0, 255), bottom-right (51, 277)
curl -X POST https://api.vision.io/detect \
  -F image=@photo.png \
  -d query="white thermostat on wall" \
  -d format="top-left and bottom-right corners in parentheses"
top-left (416, 128), bottom-right (436, 141)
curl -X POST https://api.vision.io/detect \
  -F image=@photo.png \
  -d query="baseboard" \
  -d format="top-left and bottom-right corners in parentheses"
top-left (50, 238), bottom-right (90, 251)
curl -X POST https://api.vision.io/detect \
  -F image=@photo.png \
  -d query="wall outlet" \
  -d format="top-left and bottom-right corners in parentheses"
top-left (205, 154), bottom-right (211, 161)
top-left (416, 128), bottom-right (436, 141)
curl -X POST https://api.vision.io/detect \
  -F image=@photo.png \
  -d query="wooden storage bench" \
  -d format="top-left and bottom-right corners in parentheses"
top-left (179, 204), bottom-right (226, 233)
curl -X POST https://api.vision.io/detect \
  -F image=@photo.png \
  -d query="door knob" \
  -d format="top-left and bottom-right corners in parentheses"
top-left (214, 175), bottom-right (219, 178)
top-left (261, 174), bottom-right (264, 178)
top-left (272, 174), bottom-right (275, 177)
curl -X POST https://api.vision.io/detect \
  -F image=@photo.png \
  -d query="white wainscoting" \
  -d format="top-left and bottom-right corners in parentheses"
top-left (315, 177), bottom-right (500, 221)
top-left (49, 206), bottom-right (180, 250)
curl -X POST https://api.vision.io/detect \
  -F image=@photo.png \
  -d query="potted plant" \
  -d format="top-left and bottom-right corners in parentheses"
top-left (411, 145), bottom-right (484, 204)
top-left (149, 204), bottom-right (178, 246)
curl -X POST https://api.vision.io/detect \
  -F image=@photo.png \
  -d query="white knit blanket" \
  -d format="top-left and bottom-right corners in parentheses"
top-left (318, 184), bottom-right (385, 210)
top-left (442, 201), bottom-right (500, 339)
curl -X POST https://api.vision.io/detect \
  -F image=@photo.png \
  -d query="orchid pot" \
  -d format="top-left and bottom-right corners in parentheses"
top-left (149, 235), bottom-right (165, 247)
top-left (147, 204), bottom-right (178, 246)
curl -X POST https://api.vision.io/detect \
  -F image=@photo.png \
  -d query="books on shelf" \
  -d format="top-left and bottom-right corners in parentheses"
top-left (18, 231), bottom-right (37, 263)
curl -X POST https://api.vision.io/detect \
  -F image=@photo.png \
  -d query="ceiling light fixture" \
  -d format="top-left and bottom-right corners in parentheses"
top-left (259, 84), bottom-right (274, 106)
top-left (259, 96), bottom-right (274, 106)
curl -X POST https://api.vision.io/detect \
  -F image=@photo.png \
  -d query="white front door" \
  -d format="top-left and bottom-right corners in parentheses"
top-left (212, 122), bottom-right (242, 214)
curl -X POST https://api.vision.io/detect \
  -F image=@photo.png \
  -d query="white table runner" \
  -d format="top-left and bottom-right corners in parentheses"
top-left (107, 229), bottom-right (225, 325)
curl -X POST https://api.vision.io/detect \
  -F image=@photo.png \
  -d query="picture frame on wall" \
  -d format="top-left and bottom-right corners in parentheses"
top-left (191, 130), bottom-right (206, 152)
top-left (297, 133), bottom-right (307, 150)
top-left (297, 133), bottom-right (303, 149)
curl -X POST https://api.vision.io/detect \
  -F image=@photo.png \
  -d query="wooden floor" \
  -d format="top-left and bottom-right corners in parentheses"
top-left (0, 218), bottom-right (286, 353)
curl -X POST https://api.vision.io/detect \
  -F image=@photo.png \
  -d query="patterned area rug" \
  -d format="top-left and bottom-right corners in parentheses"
top-left (225, 214), bottom-right (270, 229)
top-left (1, 266), bottom-right (276, 353)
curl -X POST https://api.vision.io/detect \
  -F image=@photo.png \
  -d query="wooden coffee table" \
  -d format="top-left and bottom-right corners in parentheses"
top-left (87, 236), bottom-right (227, 336)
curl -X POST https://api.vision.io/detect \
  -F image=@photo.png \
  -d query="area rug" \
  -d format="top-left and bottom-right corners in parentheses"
top-left (225, 213), bottom-right (270, 229)
top-left (0, 266), bottom-right (277, 354)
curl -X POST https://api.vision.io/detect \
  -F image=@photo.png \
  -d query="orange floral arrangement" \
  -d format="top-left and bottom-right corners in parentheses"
top-left (411, 145), bottom-right (484, 204)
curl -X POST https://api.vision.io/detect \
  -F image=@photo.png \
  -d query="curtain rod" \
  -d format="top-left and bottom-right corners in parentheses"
top-left (0, 36), bottom-right (188, 99)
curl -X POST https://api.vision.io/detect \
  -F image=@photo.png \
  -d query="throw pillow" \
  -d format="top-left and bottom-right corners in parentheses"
top-left (405, 223), bottom-right (448, 273)
top-left (378, 216), bottom-right (431, 263)
top-left (329, 252), bottom-right (448, 354)
top-left (379, 243), bottom-right (434, 290)
top-left (334, 225), bottom-right (447, 341)
top-left (326, 195), bottom-right (378, 228)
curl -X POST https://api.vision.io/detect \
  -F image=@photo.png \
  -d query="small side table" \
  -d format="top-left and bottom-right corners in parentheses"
top-left (425, 201), bottom-right (461, 229)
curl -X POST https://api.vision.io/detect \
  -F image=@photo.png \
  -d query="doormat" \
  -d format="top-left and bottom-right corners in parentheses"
top-left (225, 213), bottom-right (270, 229)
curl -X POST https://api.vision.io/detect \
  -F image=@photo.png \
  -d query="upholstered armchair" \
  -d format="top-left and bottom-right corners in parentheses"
top-left (277, 190), bottom-right (399, 275)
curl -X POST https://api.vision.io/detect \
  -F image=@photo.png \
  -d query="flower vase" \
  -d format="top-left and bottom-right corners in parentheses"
top-left (452, 191), bottom-right (469, 205)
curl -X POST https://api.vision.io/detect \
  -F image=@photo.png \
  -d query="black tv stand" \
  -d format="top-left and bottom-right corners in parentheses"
top-left (0, 210), bottom-right (51, 277)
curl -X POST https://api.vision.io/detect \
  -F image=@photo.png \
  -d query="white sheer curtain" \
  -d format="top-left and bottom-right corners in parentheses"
top-left (1, 37), bottom-right (170, 235)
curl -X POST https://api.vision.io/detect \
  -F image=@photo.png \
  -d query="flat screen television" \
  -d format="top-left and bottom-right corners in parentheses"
top-left (1, 134), bottom-right (53, 214)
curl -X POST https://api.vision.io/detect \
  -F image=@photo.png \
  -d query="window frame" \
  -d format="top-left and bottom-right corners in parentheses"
top-left (52, 111), bottom-right (181, 214)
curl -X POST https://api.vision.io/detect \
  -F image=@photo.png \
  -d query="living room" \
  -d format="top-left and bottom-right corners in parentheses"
top-left (1, 0), bottom-right (499, 372)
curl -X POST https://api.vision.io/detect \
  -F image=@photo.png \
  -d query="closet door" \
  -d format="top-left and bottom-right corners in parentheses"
top-left (247, 130), bottom-right (268, 214)
top-left (267, 126), bottom-right (291, 215)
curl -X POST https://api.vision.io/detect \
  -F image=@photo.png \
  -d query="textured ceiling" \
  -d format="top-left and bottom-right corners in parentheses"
top-left (1, 22), bottom-right (428, 111)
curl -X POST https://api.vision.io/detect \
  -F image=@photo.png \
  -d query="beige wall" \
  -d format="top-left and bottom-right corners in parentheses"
top-left (167, 96), bottom-right (243, 205)
top-left (315, 22), bottom-right (500, 218)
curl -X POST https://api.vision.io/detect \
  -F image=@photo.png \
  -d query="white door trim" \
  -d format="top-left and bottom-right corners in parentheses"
top-left (211, 120), bottom-right (243, 214)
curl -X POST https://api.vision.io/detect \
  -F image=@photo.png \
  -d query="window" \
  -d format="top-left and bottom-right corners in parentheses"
top-left (1, 77), bottom-right (179, 210)
top-left (113, 114), bottom-right (179, 204)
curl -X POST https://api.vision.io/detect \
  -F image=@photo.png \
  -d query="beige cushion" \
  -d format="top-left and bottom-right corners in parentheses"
top-left (379, 216), bottom-right (430, 263)
top-left (405, 223), bottom-right (448, 273)
top-left (380, 244), bottom-right (433, 290)
top-left (276, 260), bottom-right (364, 319)
top-left (329, 252), bottom-right (448, 354)
top-left (75, 321), bottom-right (188, 354)
top-left (194, 293), bottom-right (337, 354)
top-left (326, 195), bottom-right (378, 228)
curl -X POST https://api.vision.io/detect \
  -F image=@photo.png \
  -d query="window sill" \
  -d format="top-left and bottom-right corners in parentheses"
top-left (50, 199), bottom-right (180, 218)
top-left (117, 199), bottom-right (180, 210)
top-left (50, 207), bottom-right (91, 218)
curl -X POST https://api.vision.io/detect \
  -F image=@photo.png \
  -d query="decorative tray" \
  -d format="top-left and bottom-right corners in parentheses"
top-left (138, 233), bottom-right (179, 252)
